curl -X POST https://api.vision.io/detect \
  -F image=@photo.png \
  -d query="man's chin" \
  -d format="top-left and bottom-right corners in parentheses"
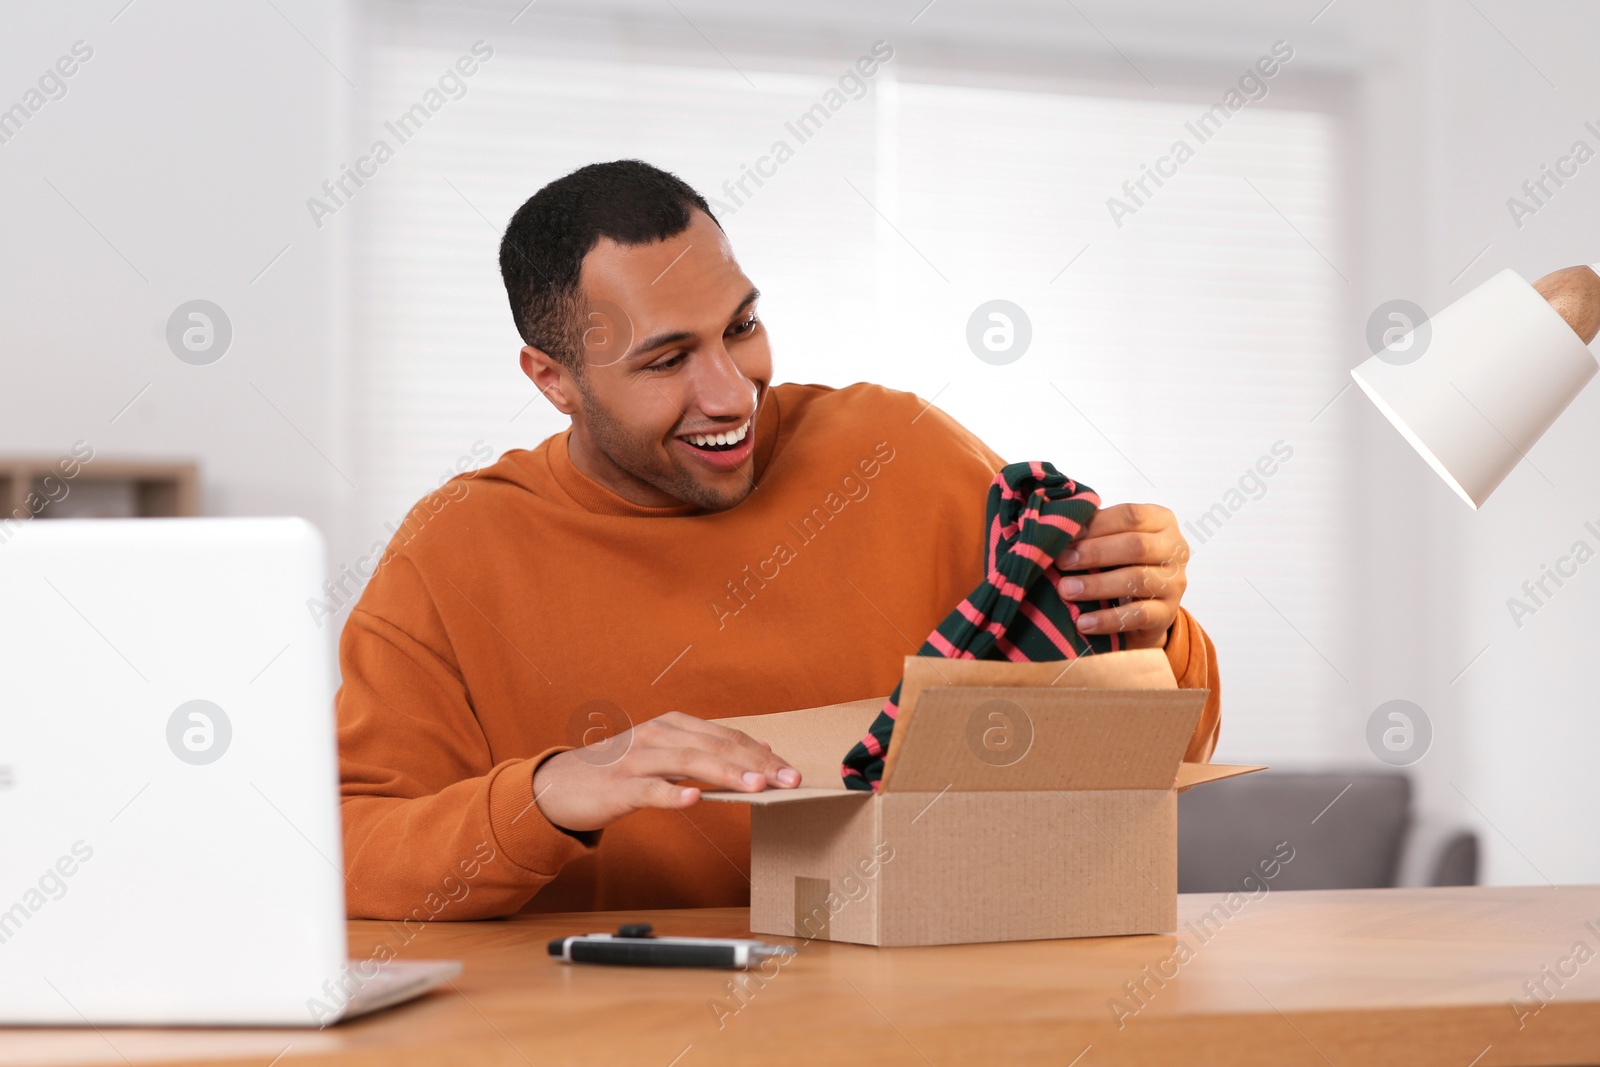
top-left (672, 466), bottom-right (756, 512)
top-left (663, 433), bottom-right (758, 510)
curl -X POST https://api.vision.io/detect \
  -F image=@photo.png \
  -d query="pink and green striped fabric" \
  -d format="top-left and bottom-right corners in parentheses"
top-left (840, 461), bottom-right (1121, 791)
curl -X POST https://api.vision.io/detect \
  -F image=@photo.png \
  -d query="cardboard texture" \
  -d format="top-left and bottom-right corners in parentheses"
top-left (883, 648), bottom-right (1179, 782)
top-left (705, 649), bottom-right (1263, 946)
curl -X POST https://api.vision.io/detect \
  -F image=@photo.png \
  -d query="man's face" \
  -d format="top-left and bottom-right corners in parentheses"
top-left (528, 209), bottom-right (772, 512)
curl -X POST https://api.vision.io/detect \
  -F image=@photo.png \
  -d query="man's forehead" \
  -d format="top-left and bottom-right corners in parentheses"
top-left (579, 213), bottom-right (746, 312)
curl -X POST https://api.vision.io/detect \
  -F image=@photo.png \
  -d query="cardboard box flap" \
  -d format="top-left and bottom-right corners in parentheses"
top-left (1176, 762), bottom-right (1266, 791)
top-left (882, 650), bottom-right (1178, 783)
top-left (880, 686), bottom-right (1208, 793)
top-left (700, 697), bottom-right (883, 804)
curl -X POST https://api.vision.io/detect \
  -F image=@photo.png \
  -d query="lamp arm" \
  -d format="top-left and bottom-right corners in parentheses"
top-left (1532, 264), bottom-right (1600, 345)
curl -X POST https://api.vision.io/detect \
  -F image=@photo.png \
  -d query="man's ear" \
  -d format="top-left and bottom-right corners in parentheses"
top-left (521, 345), bottom-right (581, 416)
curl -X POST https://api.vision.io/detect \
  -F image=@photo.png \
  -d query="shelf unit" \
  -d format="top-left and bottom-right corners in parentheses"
top-left (0, 457), bottom-right (199, 520)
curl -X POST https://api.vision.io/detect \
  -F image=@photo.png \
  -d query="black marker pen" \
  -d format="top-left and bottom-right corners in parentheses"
top-left (548, 924), bottom-right (796, 969)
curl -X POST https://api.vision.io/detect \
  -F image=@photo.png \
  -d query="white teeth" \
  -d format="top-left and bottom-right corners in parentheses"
top-left (687, 420), bottom-right (750, 448)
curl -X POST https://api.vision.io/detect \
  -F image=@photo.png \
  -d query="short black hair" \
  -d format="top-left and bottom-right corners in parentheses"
top-left (499, 160), bottom-right (720, 369)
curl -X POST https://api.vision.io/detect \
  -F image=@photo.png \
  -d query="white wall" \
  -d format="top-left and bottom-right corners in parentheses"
top-left (0, 0), bottom-right (353, 566)
top-left (1359, 0), bottom-right (1600, 886)
top-left (6, 0), bottom-right (1600, 884)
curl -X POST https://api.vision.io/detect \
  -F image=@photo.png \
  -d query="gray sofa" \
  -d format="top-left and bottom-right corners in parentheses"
top-left (1177, 771), bottom-right (1478, 892)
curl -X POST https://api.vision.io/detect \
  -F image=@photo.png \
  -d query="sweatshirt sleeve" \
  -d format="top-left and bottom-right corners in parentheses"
top-left (336, 554), bottom-right (597, 920)
top-left (1164, 606), bottom-right (1222, 763)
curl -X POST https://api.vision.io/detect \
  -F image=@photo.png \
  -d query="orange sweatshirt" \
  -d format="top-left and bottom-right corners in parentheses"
top-left (336, 382), bottom-right (1221, 920)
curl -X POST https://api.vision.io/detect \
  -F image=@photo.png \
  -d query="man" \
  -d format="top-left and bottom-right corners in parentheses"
top-left (337, 160), bottom-right (1220, 920)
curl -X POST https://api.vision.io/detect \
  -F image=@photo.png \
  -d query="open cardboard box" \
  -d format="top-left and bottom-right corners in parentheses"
top-left (704, 649), bottom-right (1262, 947)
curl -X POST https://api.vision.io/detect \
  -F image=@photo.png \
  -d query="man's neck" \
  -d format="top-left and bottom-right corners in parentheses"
top-left (565, 424), bottom-right (682, 509)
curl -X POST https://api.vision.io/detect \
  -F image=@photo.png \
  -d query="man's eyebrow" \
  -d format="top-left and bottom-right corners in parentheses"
top-left (628, 328), bottom-right (693, 359)
top-left (731, 287), bottom-right (760, 317)
top-left (626, 288), bottom-right (762, 360)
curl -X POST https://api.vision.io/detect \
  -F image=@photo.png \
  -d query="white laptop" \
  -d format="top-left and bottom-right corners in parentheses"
top-left (0, 517), bottom-right (459, 1026)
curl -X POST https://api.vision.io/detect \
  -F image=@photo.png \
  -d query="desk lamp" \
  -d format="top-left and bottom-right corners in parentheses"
top-left (1350, 265), bottom-right (1600, 508)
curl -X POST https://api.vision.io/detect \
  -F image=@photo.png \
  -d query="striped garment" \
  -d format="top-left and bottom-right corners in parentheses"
top-left (840, 461), bottom-right (1122, 790)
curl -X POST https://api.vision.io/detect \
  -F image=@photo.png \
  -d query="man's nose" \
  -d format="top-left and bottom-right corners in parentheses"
top-left (691, 344), bottom-right (756, 419)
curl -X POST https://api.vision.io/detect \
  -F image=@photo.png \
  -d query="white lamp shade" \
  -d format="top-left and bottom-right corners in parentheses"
top-left (1351, 268), bottom-right (1598, 509)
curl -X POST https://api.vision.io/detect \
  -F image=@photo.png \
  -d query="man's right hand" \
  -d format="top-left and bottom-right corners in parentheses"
top-left (531, 711), bottom-right (802, 833)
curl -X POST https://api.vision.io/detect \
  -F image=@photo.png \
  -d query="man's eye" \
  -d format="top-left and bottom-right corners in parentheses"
top-left (645, 352), bottom-right (687, 373)
top-left (728, 316), bottom-right (758, 336)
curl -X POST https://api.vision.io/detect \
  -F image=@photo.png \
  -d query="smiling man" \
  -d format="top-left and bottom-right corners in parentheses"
top-left (336, 160), bottom-right (1221, 920)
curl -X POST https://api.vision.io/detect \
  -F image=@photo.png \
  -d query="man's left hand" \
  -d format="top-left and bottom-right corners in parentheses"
top-left (1054, 503), bottom-right (1188, 650)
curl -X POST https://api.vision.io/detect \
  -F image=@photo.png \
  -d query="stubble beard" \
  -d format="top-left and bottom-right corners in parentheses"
top-left (576, 379), bottom-right (752, 512)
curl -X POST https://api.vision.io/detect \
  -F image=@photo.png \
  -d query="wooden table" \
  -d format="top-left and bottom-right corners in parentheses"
top-left (5, 886), bottom-right (1600, 1066)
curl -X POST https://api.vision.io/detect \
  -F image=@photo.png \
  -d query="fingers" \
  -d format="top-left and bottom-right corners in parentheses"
top-left (1080, 503), bottom-right (1173, 538)
top-left (621, 776), bottom-right (701, 812)
top-left (625, 714), bottom-right (800, 789)
top-left (1057, 564), bottom-right (1182, 602)
top-left (1076, 597), bottom-right (1177, 640)
top-left (535, 712), bottom-right (803, 833)
top-left (1057, 529), bottom-right (1185, 571)
top-left (1059, 559), bottom-right (1182, 646)
top-left (1055, 504), bottom-right (1189, 572)
top-left (627, 746), bottom-right (790, 792)
top-left (647, 712), bottom-right (800, 787)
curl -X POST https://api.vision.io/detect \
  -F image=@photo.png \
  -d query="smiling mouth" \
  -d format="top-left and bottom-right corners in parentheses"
top-left (679, 418), bottom-right (752, 453)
